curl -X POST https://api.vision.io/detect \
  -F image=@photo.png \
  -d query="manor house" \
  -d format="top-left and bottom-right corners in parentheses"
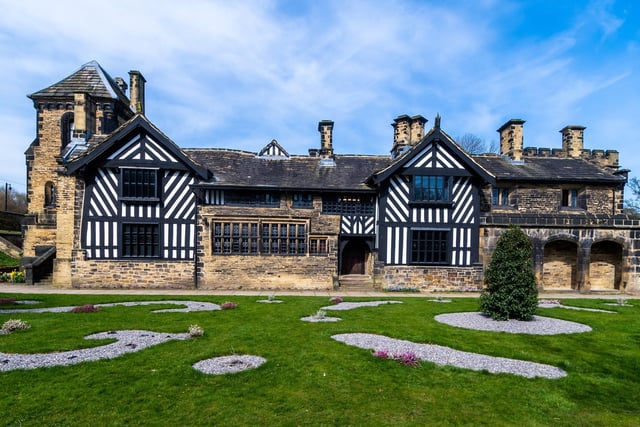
top-left (21, 61), bottom-right (640, 292)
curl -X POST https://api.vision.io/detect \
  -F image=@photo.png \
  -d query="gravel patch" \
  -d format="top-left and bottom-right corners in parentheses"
top-left (256, 299), bottom-right (284, 304)
top-left (301, 315), bottom-right (341, 322)
top-left (435, 312), bottom-right (592, 335)
top-left (193, 355), bottom-right (266, 375)
top-left (322, 301), bottom-right (402, 311)
top-left (538, 303), bottom-right (615, 313)
top-left (0, 330), bottom-right (190, 371)
top-left (0, 300), bottom-right (221, 314)
top-left (332, 333), bottom-right (567, 379)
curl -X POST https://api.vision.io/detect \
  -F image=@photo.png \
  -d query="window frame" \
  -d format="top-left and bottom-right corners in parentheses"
top-left (410, 229), bottom-right (450, 265)
top-left (292, 193), bottom-right (313, 209)
top-left (411, 175), bottom-right (451, 204)
top-left (321, 194), bottom-right (375, 215)
top-left (120, 168), bottom-right (160, 202)
top-left (561, 188), bottom-right (579, 209)
top-left (491, 187), bottom-right (510, 207)
top-left (212, 219), bottom-right (307, 256)
top-left (121, 223), bottom-right (160, 258)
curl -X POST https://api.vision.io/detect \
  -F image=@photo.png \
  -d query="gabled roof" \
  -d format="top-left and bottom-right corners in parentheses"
top-left (186, 149), bottom-right (391, 192)
top-left (257, 140), bottom-right (290, 159)
top-left (28, 60), bottom-right (129, 105)
top-left (474, 155), bottom-right (626, 184)
top-left (65, 114), bottom-right (210, 179)
top-left (369, 123), bottom-right (495, 185)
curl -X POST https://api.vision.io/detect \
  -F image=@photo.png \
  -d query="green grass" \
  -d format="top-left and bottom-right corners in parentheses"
top-left (0, 294), bottom-right (638, 426)
top-left (0, 251), bottom-right (19, 268)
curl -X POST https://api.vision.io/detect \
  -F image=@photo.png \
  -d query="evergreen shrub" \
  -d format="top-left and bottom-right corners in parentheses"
top-left (480, 225), bottom-right (538, 320)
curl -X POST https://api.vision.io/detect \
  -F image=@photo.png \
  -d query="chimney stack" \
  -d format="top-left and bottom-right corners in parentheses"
top-left (391, 114), bottom-right (427, 158)
top-left (128, 70), bottom-right (146, 114)
top-left (560, 125), bottom-right (585, 158)
top-left (318, 120), bottom-right (334, 157)
top-left (497, 119), bottom-right (525, 161)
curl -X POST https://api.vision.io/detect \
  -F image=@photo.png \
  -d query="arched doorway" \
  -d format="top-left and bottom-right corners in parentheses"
top-left (543, 240), bottom-right (578, 290)
top-left (340, 239), bottom-right (370, 275)
top-left (590, 240), bottom-right (623, 290)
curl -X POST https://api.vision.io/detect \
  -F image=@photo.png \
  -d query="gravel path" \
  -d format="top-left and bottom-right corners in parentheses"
top-left (0, 330), bottom-right (190, 371)
top-left (0, 300), bottom-right (221, 314)
top-left (332, 333), bottom-right (567, 379)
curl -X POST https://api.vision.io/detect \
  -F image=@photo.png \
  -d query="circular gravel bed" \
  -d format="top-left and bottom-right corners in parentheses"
top-left (193, 355), bottom-right (266, 375)
top-left (434, 312), bottom-right (592, 335)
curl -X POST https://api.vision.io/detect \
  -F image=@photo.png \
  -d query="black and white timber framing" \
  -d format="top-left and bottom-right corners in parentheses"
top-left (66, 115), bottom-right (209, 260)
top-left (370, 123), bottom-right (494, 266)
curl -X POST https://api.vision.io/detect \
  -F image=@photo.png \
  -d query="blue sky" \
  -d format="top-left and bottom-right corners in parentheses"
top-left (0, 0), bottom-right (638, 196)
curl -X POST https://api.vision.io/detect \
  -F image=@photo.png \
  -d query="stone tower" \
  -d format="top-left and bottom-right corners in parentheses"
top-left (23, 61), bottom-right (142, 284)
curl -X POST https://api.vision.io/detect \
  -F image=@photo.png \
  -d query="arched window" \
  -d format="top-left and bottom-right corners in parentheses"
top-left (44, 181), bottom-right (56, 207)
top-left (60, 112), bottom-right (74, 149)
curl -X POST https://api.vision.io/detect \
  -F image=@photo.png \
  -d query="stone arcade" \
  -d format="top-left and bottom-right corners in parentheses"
top-left (20, 61), bottom-right (639, 292)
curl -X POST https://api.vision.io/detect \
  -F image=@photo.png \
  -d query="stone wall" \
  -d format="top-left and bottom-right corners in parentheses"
top-left (70, 251), bottom-right (194, 288)
top-left (196, 194), bottom-right (341, 289)
top-left (481, 184), bottom-right (621, 215)
top-left (480, 219), bottom-right (640, 292)
top-left (381, 265), bottom-right (484, 292)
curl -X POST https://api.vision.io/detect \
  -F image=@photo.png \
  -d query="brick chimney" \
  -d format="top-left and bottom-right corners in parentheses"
top-left (128, 70), bottom-right (146, 114)
top-left (318, 120), bottom-right (334, 157)
top-left (560, 125), bottom-right (585, 158)
top-left (391, 114), bottom-right (427, 158)
top-left (73, 92), bottom-right (96, 140)
top-left (497, 119), bottom-right (525, 161)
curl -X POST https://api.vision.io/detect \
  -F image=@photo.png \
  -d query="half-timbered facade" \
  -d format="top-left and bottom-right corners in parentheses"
top-left (20, 61), bottom-right (640, 292)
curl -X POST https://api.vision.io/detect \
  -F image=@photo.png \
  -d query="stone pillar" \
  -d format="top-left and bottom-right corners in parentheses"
top-left (52, 174), bottom-right (76, 287)
top-left (576, 242), bottom-right (591, 292)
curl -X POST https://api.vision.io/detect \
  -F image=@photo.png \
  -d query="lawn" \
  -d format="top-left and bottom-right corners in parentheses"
top-left (0, 293), bottom-right (638, 426)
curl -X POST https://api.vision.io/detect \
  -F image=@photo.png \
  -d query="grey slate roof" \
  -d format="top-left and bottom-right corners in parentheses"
top-left (473, 155), bottom-right (625, 184)
top-left (185, 148), bottom-right (391, 191)
top-left (29, 60), bottom-right (129, 105)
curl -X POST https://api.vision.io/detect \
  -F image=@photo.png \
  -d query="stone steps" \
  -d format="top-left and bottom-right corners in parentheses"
top-left (339, 274), bottom-right (374, 290)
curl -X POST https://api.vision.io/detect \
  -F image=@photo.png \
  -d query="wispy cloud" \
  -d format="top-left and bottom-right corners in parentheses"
top-left (0, 0), bottom-right (638, 187)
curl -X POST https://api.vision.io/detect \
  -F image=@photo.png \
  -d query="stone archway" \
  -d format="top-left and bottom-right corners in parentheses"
top-left (543, 240), bottom-right (578, 290)
top-left (590, 240), bottom-right (623, 290)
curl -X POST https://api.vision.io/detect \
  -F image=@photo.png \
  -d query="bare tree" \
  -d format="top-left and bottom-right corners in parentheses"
top-left (624, 177), bottom-right (640, 213)
top-left (0, 188), bottom-right (27, 214)
top-left (456, 133), bottom-right (487, 155)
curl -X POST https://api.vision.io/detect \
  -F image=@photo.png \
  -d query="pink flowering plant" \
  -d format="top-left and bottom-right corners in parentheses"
top-left (220, 301), bottom-right (238, 310)
top-left (70, 304), bottom-right (100, 313)
top-left (372, 349), bottom-right (420, 367)
top-left (329, 297), bottom-right (343, 304)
